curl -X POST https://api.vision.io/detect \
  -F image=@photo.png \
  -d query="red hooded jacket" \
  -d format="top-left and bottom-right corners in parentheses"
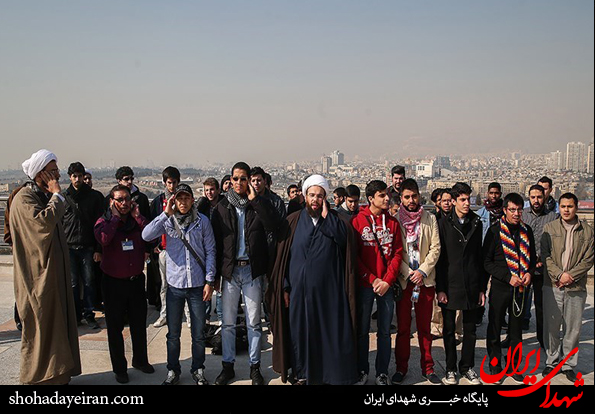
top-left (351, 206), bottom-right (403, 288)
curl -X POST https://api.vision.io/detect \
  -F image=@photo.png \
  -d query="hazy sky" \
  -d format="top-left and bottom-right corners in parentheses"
top-left (1, 0), bottom-right (593, 169)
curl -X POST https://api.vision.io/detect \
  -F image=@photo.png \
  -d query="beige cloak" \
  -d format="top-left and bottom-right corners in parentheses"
top-left (9, 185), bottom-right (81, 384)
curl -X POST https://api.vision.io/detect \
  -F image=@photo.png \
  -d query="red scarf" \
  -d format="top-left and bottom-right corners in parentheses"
top-left (398, 206), bottom-right (424, 239)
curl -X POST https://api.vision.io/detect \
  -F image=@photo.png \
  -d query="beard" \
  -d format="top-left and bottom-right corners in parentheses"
top-left (404, 203), bottom-right (419, 212)
top-left (306, 202), bottom-right (321, 218)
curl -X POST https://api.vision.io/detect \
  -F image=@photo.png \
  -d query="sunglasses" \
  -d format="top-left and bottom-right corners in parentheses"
top-left (113, 196), bottom-right (131, 203)
top-left (232, 176), bottom-right (248, 182)
top-left (120, 176), bottom-right (134, 182)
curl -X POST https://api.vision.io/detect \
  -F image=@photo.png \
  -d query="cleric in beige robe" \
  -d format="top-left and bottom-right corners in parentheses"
top-left (9, 149), bottom-right (81, 385)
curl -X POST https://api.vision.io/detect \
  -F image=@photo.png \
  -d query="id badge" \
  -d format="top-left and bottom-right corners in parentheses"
top-left (122, 239), bottom-right (134, 252)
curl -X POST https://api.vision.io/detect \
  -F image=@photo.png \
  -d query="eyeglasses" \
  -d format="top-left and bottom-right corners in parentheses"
top-left (120, 176), bottom-right (134, 182)
top-left (506, 208), bottom-right (522, 213)
top-left (232, 176), bottom-right (248, 182)
top-left (113, 196), bottom-right (131, 203)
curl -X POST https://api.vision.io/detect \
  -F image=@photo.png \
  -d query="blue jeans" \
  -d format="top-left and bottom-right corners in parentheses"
top-left (69, 247), bottom-right (96, 320)
top-left (166, 285), bottom-right (206, 373)
top-left (357, 286), bottom-right (394, 376)
top-left (221, 265), bottom-right (262, 365)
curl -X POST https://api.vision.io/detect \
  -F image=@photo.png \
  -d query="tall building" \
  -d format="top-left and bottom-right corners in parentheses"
top-left (416, 161), bottom-right (437, 178)
top-left (321, 156), bottom-right (332, 174)
top-left (588, 143), bottom-right (594, 174)
top-left (434, 156), bottom-right (451, 169)
top-left (548, 151), bottom-right (565, 171)
top-left (566, 141), bottom-right (587, 172)
top-left (331, 150), bottom-right (344, 166)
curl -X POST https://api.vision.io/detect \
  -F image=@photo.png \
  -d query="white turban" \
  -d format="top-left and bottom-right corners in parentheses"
top-left (302, 174), bottom-right (330, 196)
top-left (22, 149), bottom-right (58, 180)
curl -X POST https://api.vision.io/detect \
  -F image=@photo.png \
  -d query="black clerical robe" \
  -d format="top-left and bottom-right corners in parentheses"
top-left (267, 208), bottom-right (358, 384)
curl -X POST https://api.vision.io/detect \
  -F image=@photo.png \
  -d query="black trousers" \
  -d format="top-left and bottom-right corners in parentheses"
top-left (487, 282), bottom-right (524, 371)
top-left (102, 273), bottom-right (149, 374)
top-left (146, 252), bottom-right (162, 308)
top-left (442, 307), bottom-right (480, 374)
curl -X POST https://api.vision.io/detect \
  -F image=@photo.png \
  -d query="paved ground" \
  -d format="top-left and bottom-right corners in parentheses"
top-left (0, 254), bottom-right (593, 386)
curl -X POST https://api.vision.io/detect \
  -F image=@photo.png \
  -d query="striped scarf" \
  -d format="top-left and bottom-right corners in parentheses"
top-left (499, 217), bottom-right (530, 281)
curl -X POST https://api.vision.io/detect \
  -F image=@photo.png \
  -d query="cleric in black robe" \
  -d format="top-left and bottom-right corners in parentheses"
top-left (266, 175), bottom-right (358, 385)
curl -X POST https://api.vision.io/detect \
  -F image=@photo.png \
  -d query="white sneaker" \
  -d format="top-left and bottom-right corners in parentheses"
top-left (153, 316), bottom-right (166, 328)
top-left (354, 371), bottom-right (368, 385)
top-left (375, 373), bottom-right (391, 385)
top-left (444, 371), bottom-right (457, 385)
top-left (192, 368), bottom-right (209, 385)
top-left (463, 369), bottom-right (481, 385)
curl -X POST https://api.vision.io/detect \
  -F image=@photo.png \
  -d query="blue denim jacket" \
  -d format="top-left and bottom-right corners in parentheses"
top-left (142, 211), bottom-right (216, 289)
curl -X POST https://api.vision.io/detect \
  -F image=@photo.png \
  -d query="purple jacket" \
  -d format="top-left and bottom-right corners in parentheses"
top-left (94, 212), bottom-right (148, 279)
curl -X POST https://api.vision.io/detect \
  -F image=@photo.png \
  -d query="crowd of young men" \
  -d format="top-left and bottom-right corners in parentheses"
top-left (6, 150), bottom-right (594, 386)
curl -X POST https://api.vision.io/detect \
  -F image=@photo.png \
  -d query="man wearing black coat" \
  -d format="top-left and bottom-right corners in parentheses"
top-left (436, 182), bottom-right (487, 385)
top-left (63, 162), bottom-right (105, 329)
top-left (210, 162), bottom-right (282, 385)
top-left (484, 193), bottom-right (536, 384)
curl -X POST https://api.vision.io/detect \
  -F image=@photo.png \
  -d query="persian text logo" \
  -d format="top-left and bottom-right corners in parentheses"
top-left (479, 343), bottom-right (584, 408)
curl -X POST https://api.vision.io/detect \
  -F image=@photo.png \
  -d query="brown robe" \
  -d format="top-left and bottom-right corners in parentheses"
top-left (265, 210), bottom-right (358, 383)
top-left (9, 185), bottom-right (81, 384)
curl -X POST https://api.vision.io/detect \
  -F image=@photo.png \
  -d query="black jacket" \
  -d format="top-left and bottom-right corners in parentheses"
top-left (62, 183), bottom-right (105, 250)
top-left (436, 209), bottom-right (488, 310)
top-left (211, 194), bottom-right (282, 282)
top-left (196, 194), bottom-right (225, 220)
top-left (483, 220), bottom-right (537, 291)
top-left (149, 193), bottom-right (166, 221)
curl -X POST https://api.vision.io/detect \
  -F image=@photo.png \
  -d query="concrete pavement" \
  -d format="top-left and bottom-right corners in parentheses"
top-left (0, 253), bottom-right (593, 386)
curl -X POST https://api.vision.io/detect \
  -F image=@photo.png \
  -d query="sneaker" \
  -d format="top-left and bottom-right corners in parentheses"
top-left (509, 373), bottom-right (524, 384)
top-left (375, 373), bottom-right (391, 385)
top-left (192, 368), bottom-right (209, 385)
top-left (462, 369), bottom-right (481, 385)
top-left (443, 371), bottom-right (457, 385)
top-left (355, 371), bottom-right (368, 385)
top-left (562, 369), bottom-right (578, 383)
top-left (153, 316), bottom-right (167, 328)
top-left (422, 372), bottom-right (442, 384)
top-left (542, 366), bottom-right (554, 377)
top-left (162, 370), bottom-right (180, 385)
top-left (391, 371), bottom-right (405, 384)
top-left (215, 362), bottom-right (235, 385)
top-left (489, 367), bottom-right (504, 385)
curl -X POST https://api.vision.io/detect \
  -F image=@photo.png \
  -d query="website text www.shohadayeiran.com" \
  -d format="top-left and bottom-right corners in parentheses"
top-left (8, 391), bottom-right (143, 408)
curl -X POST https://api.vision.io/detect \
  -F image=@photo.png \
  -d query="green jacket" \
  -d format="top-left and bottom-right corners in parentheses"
top-left (541, 217), bottom-right (594, 292)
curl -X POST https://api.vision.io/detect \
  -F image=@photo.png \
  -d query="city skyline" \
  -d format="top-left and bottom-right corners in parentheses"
top-left (1, 1), bottom-right (593, 169)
